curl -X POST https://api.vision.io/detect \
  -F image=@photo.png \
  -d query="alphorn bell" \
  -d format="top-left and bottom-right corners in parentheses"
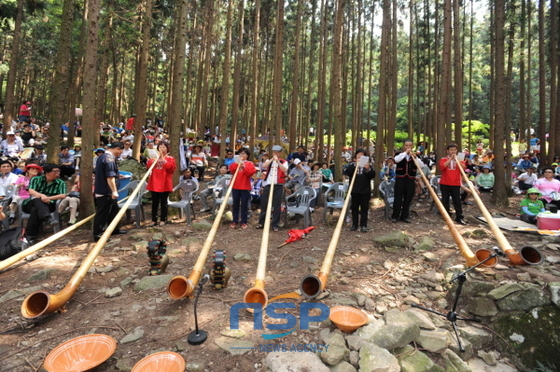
top-left (411, 154), bottom-right (480, 267)
top-left (21, 158), bottom-right (160, 318)
top-left (243, 161), bottom-right (279, 308)
top-left (167, 166), bottom-right (242, 300)
top-left (458, 164), bottom-right (543, 265)
top-left (300, 156), bottom-right (362, 299)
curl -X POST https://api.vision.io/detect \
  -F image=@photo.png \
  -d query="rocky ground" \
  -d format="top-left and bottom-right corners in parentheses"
top-left (0, 190), bottom-right (559, 372)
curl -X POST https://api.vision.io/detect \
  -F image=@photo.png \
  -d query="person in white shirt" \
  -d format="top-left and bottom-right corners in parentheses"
top-left (0, 160), bottom-right (19, 199)
top-left (517, 166), bottom-right (538, 192)
top-left (120, 140), bottom-right (133, 160)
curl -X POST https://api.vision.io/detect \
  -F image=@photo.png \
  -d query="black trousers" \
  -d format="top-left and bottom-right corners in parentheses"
top-left (151, 191), bottom-right (170, 222)
top-left (93, 195), bottom-right (120, 237)
top-left (259, 184), bottom-right (284, 228)
top-left (351, 193), bottom-right (370, 227)
top-left (232, 189), bottom-right (250, 224)
top-left (391, 177), bottom-right (415, 220)
top-left (440, 184), bottom-right (463, 221)
top-left (23, 199), bottom-right (56, 237)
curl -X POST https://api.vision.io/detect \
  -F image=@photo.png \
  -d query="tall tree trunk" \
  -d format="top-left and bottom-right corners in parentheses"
top-left (453, 0), bottom-right (463, 147)
top-left (133, 0), bottom-right (153, 160)
top-left (218, 0), bottom-right (234, 162)
top-left (332, 0), bottom-right (345, 181)
top-left (47, 0), bottom-right (76, 162)
top-left (249, 0), bottom-right (261, 160)
top-left (315, 0), bottom-right (327, 164)
top-left (491, 0), bottom-right (508, 207)
top-left (230, 0), bottom-right (245, 157)
top-left (438, 0), bottom-right (452, 159)
top-left (272, 0), bottom-right (285, 146)
top-left (80, 0), bottom-right (102, 226)
top-left (467, 0), bottom-right (474, 150)
top-left (519, 0), bottom-right (526, 143)
top-left (538, 0), bottom-right (546, 161)
top-left (407, 0), bottom-right (415, 140)
top-left (289, 0), bottom-right (303, 150)
top-left (549, 0), bottom-right (558, 163)
top-left (2, 0), bottom-right (24, 128)
top-left (376, 0), bottom-right (391, 179)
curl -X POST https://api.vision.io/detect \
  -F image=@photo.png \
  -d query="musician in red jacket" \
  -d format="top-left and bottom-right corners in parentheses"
top-left (439, 143), bottom-right (467, 225)
top-left (229, 148), bottom-right (256, 229)
top-left (147, 141), bottom-right (176, 226)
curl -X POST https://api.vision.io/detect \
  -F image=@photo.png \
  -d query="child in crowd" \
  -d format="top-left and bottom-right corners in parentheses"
top-left (519, 188), bottom-right (545, 224)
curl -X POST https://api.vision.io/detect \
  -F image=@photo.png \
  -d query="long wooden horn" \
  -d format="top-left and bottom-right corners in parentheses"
top-left (300, 161), bottom-right (360, 299)
top-left (458, 165), bottom-right (543, 265)
top-left (167, 165), bottom-right (241, 299)
top-left (411, 154), bottom-right (479, 267)
top-left (21, 159), bottom-right (159, 319)
top-left (243, 162), bottom-right (278, 308)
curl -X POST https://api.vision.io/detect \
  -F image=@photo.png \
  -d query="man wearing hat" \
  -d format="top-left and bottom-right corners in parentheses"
top-left (517, 154), bottom-right (535, 171)
top-left (284, 158), bottom-right (308, 196)
top-left (93, 142), bottom-right (127, 241)
top-left (256, 145), bottom-right (288, 232)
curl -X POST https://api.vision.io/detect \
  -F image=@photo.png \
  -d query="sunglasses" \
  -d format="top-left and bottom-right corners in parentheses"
top-left (544, 171), bottom-right (554, 173)
top-left (528, 193), bottom-right (539, 195)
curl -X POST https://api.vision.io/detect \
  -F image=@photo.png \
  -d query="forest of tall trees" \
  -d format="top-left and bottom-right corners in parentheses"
top-left (1, 0), bottom-right (560, 208)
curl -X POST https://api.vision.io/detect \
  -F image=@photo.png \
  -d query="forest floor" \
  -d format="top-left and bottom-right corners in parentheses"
top-left (0, 188), bottom-right (559, 372)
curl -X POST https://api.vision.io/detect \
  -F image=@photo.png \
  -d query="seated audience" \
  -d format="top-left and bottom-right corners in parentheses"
top-left (476, 166), bottom-right (495, 192)
top-left (534, 167), bottom-right (560, 209)
top-left (520, 188), bottom-right (545, 224)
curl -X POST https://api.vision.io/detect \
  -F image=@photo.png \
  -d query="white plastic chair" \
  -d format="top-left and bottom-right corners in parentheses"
top-left (117, 180), bottom-right (148, 226)
top-left (285, 186), bottom-right (317, 228)
top-left (168, 180), bottom-right (199, 224)
top-left (322, 182), bottom-right (348, 223)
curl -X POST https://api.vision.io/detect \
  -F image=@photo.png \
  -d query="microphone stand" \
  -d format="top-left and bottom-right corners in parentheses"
top-left (411, 249), bottom-right (503, 352)
top-left (188, 275), bottom-right (209, 345)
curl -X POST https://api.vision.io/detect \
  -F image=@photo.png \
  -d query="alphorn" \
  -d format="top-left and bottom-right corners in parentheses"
top-left (21, 159), bottom-right (159, 319)
top-left (300, 159), bottom-right (360, 299)
top-left (167, 165), bottom-right (241, 299)
top-left (243, 161), bottom-right (278, 308)
top-left (458, 164), bottom-right (543, 265)
top-left (411, 154), bottom-right (479, 267)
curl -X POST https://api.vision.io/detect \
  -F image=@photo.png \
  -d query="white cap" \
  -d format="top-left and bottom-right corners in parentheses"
top-left (5, 131), bottom-right (15, 135)
top-left (293, 158), bottom-right (301, 165)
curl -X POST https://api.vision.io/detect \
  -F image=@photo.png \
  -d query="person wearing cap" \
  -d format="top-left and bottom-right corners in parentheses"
top-left (100, 126), bottom-right (114, 146)
top-left (257, 151), bottom-right (269, 171)
top-left (517, 154), bottom-right (535, 171)
top-left (93, 148), bottom-right (106, 169)
top-left (93, 142), bottom-right (127, 241)
top-left (30, 144), bottom-right (47, 166)
top-left (8, 163), bottom-right (43, 224)
top-left (256, 144), bottom-right (289, 232)
top-left (517, 166), bottom-right (538, 192)
top-left (284, 158), bottom-right (308, 196)
top-left (18, 101), bottom-right (32, 123)
top-left (391, 140), bottom-right (417, 224)
top-left (380, 157), bottom-right (396, 180)
top-left (22, 163), bottom-right (67, 245)
top-left (288, 146), bottom-right (307, 169)
top-left (223, 149), bottom-right (235, 168)
top-left (439, 143), bottom-right (467, 225)
top-left (476, 165), bottom-right (495, 192)
top-left (0, 131), bottom-right (23, 158)
top-left (190, 143), bottom-right (208, 182)
top-left (58, 146), bottom-right (76, 179)
top-left (520, 188), bottom-right (545, 224)
top-left (345, 148), bottom-right (375, 232)
top-left (229, 148), bottom-right (257, 229)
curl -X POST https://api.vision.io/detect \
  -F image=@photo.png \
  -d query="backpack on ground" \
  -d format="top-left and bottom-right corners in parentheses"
top-left (0, 226), bottom-right (26, 260)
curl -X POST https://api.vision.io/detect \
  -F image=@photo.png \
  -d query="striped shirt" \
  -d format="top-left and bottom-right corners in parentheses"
top-left (25, 175), bottom-right (67, 205)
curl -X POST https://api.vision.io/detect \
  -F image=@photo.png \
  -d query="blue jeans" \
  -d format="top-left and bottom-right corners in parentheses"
top-left (232, 189), bottom-right (250, 224)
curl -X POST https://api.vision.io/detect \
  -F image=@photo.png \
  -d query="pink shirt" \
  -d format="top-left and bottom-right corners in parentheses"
top-left (534, 178), bottom-right (560, 202)
top-left (15, 175), bottom-right (31, 198)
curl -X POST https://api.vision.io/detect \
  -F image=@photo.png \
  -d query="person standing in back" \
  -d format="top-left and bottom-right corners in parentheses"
top-left (344, 149), bottom-right (375, 232)
top-left (439, 143), bottom-right (467, 225)
top-left (146, 141), bottom-right (176, 227)
top-left (229, 148), bottom-right (256, 229)
top-left (391, 140), bottom-right (417, 223)
top-left (93, 142), bottom-right (128, 241)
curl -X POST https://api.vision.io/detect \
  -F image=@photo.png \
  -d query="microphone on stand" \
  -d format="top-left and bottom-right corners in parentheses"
top-left (188, 274), bottom-right (210, 345)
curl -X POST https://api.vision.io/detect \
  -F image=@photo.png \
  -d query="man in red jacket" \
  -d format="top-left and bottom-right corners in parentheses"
top-left (229, 148), bottom-right (256, 229)
top-left (439, 143), bottom-right (467, 225)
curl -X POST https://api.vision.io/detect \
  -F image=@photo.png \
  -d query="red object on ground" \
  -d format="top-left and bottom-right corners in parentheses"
top-left (278, 226), bottom-right (316, 248)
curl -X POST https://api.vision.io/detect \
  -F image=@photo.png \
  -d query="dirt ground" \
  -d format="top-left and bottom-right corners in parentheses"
top-left (0, 190), bottom-right (559, 372)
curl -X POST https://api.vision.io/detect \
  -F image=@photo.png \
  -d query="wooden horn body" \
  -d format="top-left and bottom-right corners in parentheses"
top-left (167, 166), bottom-right (242, 299)
top-left (21, 159), bottom-right (159, 318)
top-left (458, 165), bottom-right (543, 265)
top-left (300, 161), bottom-right (360, 299)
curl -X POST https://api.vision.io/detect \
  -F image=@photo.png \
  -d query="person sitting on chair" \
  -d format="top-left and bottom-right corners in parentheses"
top-left (199, 164), bottom-right (228, 212)
top-left (284, 158), bottom-right (308, 196)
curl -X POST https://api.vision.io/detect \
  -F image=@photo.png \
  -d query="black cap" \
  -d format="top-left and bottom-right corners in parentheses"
top-left (109, 142), bottom-right (124, 149)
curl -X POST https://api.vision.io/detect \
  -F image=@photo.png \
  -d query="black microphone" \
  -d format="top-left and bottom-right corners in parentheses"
top-left (492, 246), bottom-right (506, 257)
top-left (200, 274), bottom-right (210, 285)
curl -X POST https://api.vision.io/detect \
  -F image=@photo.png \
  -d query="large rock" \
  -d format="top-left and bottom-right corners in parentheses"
top-left (214, 336), bottom-right (255, 355)
top-left (321, 333), bottom-right (349, 366)
top-left (28, 268), bottom-right (56, 282)
top-left (415, 330), bottom-right (450, 353)
top-left (403, 309), bottom-right (436, 330)
top-left (0, 286), bottom-right (42, 303)
top-left (373, 231), bottom-right (409, 251)
top-left (496, 287), bottom-right (550, 311)
top-left (461, 280), bottom-right (495, 297)
top-left (359, 344), bottom-right (400, 372)
top-left (457, 325), bottom-right (493, 350)
top-left (193, 219), bottom-right (212, 231)
top-left (357, 311), bottom-right (420, 350)
top-left (396, 345), bottom-right (440, 372)
top-left (487, 283), bottom-right (524, 300)
top-left (549, 282), bottom-right (560, 307)
top-left (133, 274), bottom-right (174, 292)
top-left (416, 236), bottom-right (435, 251)
top-left (330, 361), bottom-right (357, 372)
top-left (120, 327), bottom-right (144, 344)
top-left (442, 349), bottom-right (471, 372)
top-left (492, 306), bottom-right (560, 370)
top-left (266, 351), bottom-right (329, 372)
top-left (467, 297), bottom-right (499, 317)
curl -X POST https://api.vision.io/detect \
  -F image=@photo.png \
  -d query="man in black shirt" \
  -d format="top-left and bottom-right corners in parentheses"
top-left (391, 140), bottom-right (417, 223)
top-left (93, 142), bottom-right (127, 241)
